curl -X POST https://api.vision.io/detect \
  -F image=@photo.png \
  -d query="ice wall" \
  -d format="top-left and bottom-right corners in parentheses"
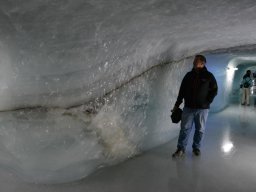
top-left (0, 59), bottom-right (193, 183)
top-left (205, 54), bottom-right (233, 111)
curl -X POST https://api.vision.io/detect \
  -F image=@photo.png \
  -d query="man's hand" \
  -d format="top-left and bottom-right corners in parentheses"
top-left (171, 106), bottom-right (178, 113)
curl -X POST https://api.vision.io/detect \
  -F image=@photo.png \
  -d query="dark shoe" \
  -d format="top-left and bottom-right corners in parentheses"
top-left (241, 103), bottom-right (245, 105)
top-left (193, 148), bottom-right (201, 156)
top-left (172, 149), bottom-right (185, 158)
top-left (247, 104), bottom-right (250, 106)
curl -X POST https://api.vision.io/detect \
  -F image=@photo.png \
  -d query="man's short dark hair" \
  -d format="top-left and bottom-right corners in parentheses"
top-left (195, 55), bottom-right (207, 63)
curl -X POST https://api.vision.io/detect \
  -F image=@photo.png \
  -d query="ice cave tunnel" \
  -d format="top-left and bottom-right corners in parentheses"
top-left (1, 1), bottom-right (256, 191)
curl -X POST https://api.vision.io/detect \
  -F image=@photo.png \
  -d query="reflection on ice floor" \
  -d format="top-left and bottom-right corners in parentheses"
top-left (1, 105), bottom-right (256, 192)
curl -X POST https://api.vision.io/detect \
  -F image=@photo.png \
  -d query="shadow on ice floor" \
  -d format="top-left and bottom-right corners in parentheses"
top-left (1, 105), bottom-right (256, 192)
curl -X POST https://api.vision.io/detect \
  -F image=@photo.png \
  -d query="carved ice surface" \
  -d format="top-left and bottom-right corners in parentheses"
top-left (0, 59), bottom-right (192, 183)
top-left (0, 108), bottom-right (104, 183)
top-left (0, 0), bottom-right (256, 110)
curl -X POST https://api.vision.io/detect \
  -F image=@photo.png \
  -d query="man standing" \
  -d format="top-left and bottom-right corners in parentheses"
top-left (172, 55), bottom-right (218, 157)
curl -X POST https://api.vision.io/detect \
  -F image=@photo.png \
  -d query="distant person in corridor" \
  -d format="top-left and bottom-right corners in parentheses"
top-left (253, 72), bottom-right (256, 107)
top-left (240, 70), bottom-right (252, 106)
top-left (171, 55), bottom-right (218, 157)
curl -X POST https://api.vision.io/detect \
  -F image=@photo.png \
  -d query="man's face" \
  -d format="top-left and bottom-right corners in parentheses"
top-left (193, 57), bottom-right (205, 69)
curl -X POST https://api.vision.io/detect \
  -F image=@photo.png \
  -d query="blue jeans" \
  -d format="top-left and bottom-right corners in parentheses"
top-left (177, 107), bottom-right (209, 151)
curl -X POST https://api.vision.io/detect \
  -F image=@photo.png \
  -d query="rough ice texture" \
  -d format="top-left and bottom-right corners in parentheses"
top-left (1, 0), bottom-right (256, 109)
top-left (0, 59), bottom-right (191, 183)
top-left (0, 0), bottom-right (255, 183)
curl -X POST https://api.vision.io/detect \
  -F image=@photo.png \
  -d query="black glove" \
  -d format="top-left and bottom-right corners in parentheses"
top-left (170, 107), bottom-right (183, 123)
top-left (171, 106), bottom-right (178, 113)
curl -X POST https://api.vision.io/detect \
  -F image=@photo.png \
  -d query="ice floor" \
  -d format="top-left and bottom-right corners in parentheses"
top-left (0, 104), bottom-right (256, 192)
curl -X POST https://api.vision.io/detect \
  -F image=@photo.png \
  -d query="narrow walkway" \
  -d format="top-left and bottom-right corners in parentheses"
top-left (1, 105), bottom-right (256, 192)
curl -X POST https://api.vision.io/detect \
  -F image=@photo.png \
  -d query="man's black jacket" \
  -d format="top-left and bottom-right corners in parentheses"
top-left (175, 66), bottom-right (218, 109)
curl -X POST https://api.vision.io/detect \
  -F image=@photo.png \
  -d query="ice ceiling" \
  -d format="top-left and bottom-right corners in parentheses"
top-left (0, 0), bottom-right (256, 183)
top-left (0, 0), bottom-right (256, 110)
